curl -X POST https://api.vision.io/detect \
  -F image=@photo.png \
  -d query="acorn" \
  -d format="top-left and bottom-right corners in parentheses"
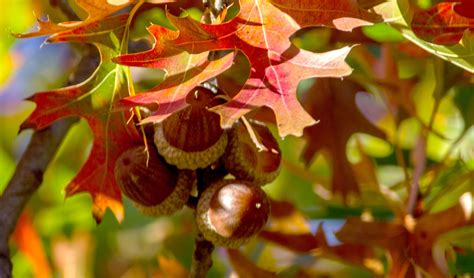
top-left (114, 145), bottom-right (195, 216)
top-left (224, 121), bottom-right (281, 186)
top-left (154, 87), bottom-right (228, 170)
top-left (196, 179), bottom-right (271, 248)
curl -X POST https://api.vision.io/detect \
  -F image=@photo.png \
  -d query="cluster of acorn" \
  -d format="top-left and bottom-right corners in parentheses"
top-left (114, 87), bottom-right (281, 248)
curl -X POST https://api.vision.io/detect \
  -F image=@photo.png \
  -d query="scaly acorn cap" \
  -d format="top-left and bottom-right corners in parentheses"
top-left (114, 145), bottom-right (195, 216)
top-left (154, 87), bottom-right (228, 170)
top-left (224, 121), bottom-right (281, 186)
top-left (196, 179), bottom-right (270, 248)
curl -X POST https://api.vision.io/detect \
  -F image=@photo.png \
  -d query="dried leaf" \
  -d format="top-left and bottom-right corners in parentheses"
top-left (12, 212), bottom-right (51, 278)
top-left (15, 0), bottom-right (134, 40)
top-left (227, 249), bottom-right (277, 278)
top-left (259, 230), bottom-right (319, 253)
top-left (302, 78), bottom-right (385, 198)
top-left (166, 0), bottom-right (353, 137)
top-left (336, 202), bottom-right (474, 277)
top-left (114, 24), bottom-right (235, 122)
top-left (154, 256), bottom-right (188, 278)
top-left (412, 2), bottom-right (474, 45)
top-left (270, 0), bottom-right (381, 31)
top-left (22, 33), bottom-right (140, 222)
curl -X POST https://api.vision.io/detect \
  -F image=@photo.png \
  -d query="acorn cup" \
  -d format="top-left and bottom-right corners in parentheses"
top-left (114, 145), bottom-right (195, 216)
top-left (196, 179), bottom-right (271, 248)
top-left (224, 121), bottom-right (281, 186)
top-left (154, 87), bottom-right (228, 170)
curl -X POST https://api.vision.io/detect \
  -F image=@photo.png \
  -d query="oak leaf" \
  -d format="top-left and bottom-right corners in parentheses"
top-left (270, 0), bottom-right (381, 31)
top-left (20, 13), bottom-right (141, 222)
top-left (336, 202), bottom-right (474, 277)
top-left (301, 78), bottom-right (385, 198)
top-left (165, 0), bottom-right (353, 137)
top-left (12, 212), bottom-right (52, 278)
top-left (114, 25), bottom-right (235, 123)
top-left (411, 2), bottom-right (474, 45)
top-left (226, 249), bottom-right (277, 277)
top-left (22, 44), bottom-right (140, 222)
top-left (15, 0), bottom-right (134, 40)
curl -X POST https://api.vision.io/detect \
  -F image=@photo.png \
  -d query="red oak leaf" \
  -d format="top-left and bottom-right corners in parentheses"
top-left (16, 1), bottom-right (145, 222)
top-left (46, 14), bottom-right (130, 45)
top-left (15, 0), bottom-right (135, 40)
top-left (166, 0), bottom-right (353, 137)
top-left (301, 78), bottom-right (385, 198)
top-left (22, 44), bottom-right (141, 223)
top-left (451, 0), bottom-right (474, 18)
top-left (226, 249), bottom-right (277, 277)
top-left (260, 225), bottom-right (380, 274)
top-left (113, 25), bottom-right (182, 69)
top-left (12, 212), bottom-right (51, 278)
top-left (121, 53), bottom-right (234, 123)
top-left (412, 2), bottom-right (474, 45)
top-left (114, 25), bottom-right (234, 122)
top-left (337, 202), bottom-right (474, 277)
top-left (270, 0), bottom-right (381, 31)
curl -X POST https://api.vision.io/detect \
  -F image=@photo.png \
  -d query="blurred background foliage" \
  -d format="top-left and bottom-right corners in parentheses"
top-left (0, 0), bottom-right (473, 277)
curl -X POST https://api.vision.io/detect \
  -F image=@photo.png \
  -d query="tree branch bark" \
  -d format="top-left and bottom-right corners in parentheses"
top-left (0, 39), bottom-right (97, 277)
top-left (190, 232), bottom-right (215, 278)
top-left (0, 117), bottom-right (77, 278)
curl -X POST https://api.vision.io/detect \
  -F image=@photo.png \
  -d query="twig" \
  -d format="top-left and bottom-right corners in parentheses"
top-left (0, 40), bottom-right (97, 278)
top-left (0, 117), bottom-right (76, 278)
top-left (190, 232), bottom-right (215, 278)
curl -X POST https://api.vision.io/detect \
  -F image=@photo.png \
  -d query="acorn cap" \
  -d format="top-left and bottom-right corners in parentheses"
top-left (114, 145), bottom-right (195, 216)
top-left (224, 121), bottom-right (281, 186)
top-left (154, 87), bottom-right (228, 170)
top-left (196, 179), bottom-right (270, 248)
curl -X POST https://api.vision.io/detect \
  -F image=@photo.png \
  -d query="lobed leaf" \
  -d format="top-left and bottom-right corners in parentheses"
top-left (270, 0), bottom-right (381, 31)
top-left (301, 78), bottom-right (385, 198)
top-left (15, 0), bottom-right (134, 40)
top-left (411, 2), bottom-right (474, 45)
top-left (373, 0), bottom-right (474, 73)
top-left (22, 44), bottom-right (140, 222)
top-left (166, 0), bottom-right (354, 137)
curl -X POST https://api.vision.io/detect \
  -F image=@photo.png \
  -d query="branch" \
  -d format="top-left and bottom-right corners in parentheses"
top-left (0, 117), bottom-right (76, 277)
top-left (190, 232), bottom-right (215, 278)
top-left (0, 43), bottom-right (98, 277)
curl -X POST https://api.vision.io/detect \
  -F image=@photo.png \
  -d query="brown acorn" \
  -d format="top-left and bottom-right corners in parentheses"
top-left (154, 87), bottom-right (228, 170)
top-left (224, 121), bottom-right (281, 186)
top-left (196, 179), bottom-right (271, 248)
top-left (114, 145), bottom-right (195, 216)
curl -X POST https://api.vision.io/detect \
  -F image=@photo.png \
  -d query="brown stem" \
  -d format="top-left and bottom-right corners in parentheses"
top-left (190, 232), bottom-right (215, 278)
top-left (0, 38), bottom-right (97, 277)
top-left (0, 117), bottom-right (77, 277)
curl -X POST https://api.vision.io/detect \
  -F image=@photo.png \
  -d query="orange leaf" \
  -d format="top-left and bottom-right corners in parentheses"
top-left (270, 0), bottom-right (381, 31)
top-left (165, 0), bottom-right (353, 137)
top-left (227, 249), bottom-right (277, 277)
top-left (22, 41), bottom-right (140, 222)
top-left (15, 0), bottom-right (134, 40)
top-left (412, 2), bottom-right (474, 45)
top-left (301, 78), bottom-right (385, 198)
top-left (12, 212), bottom-right (51, 278)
